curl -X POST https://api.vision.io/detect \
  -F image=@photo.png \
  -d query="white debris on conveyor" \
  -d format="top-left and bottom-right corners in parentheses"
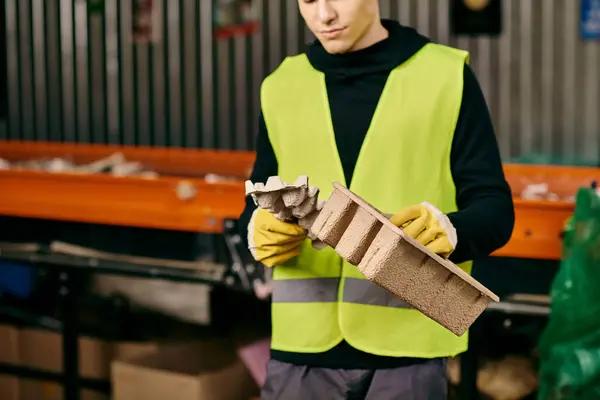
top-left (0, 157), bottom-right (10, 170)
top-left (520, 183), bottom-right (576, 203)
top-left (204, 173), bottom-right (242, 183)
top-left (0, 153), bottom-right (242, 182)
top-left (0, 153), bottom-right (240, 183)
top-left (0, 152), bottom-right (159, 178)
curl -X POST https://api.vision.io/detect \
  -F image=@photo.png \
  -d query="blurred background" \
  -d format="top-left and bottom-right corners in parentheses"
top-left (0, 1), bottom-right (598, 399)
top-left (1, 0), bottom-right (599, 162)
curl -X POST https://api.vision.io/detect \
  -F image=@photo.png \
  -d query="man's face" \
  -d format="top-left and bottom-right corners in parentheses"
top-left (298, 0), bottom-right (379, 54)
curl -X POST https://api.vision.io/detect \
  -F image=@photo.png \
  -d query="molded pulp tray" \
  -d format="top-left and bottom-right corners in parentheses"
top-left (310, 182), bottom-right (499, 336)
top-left (245, 175), bottom-right (324, 240)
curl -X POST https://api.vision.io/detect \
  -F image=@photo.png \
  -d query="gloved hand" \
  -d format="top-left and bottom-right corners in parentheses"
top-left (248, 208), bottom-right (307, 267)
top-left (389, 202), bottom-right (457, 258)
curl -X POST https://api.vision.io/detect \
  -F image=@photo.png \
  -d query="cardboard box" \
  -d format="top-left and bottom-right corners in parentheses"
top-left (18, 327), bottom-right (161, 400)
top-left (1, 325), bottom-right (257, 400)
top-left (0, 324), bottom-right (20, 400)
top-left (19, 328), bottom-right (110, 400)
top-left (112, 339), bottom-right (258, 400)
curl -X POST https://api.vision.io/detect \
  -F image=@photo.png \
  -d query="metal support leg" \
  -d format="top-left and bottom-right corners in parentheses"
top-left (459, 321), bottom-right (479, 400)
top-left (60, 270), bottom-right (80, 400)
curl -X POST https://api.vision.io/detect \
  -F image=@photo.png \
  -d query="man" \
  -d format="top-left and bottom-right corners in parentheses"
top-left (238, 0), bottom-right (515, 398)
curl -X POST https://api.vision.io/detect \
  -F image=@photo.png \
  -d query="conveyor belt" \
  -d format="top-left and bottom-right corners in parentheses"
top-left (1, 141), bottom-right (599, 260)
top-left (0, 141), bottom-right (254, 233)
top-left (494, 164), bottom-right (600, 260)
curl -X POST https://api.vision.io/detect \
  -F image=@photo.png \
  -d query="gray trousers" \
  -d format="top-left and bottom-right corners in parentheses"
top-left (261, 359), bottom-right (448, 400)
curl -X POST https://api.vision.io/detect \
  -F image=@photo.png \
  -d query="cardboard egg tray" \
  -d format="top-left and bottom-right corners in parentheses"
top-left (245, 176), bottom-right (325, 241)
top-left (310, 182), bottom-right (499, 336)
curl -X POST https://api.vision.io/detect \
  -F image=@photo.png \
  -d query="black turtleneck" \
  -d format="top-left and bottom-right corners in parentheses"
top-left (239, 20), bottom-right (514, 369)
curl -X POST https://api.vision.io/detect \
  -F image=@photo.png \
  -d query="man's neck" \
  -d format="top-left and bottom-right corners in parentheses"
top-left (348, 19), bottom-right (389, 52)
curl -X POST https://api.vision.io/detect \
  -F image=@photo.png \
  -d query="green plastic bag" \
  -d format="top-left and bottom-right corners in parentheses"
top-left (538, 187), bottom-right (600, 400)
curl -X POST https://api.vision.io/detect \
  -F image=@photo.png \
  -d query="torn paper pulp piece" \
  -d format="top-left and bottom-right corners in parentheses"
top-left (274, 206), bottom-right (295, 222)
top-left (245, 175), bottom-right (304, 195)
top-left (263, 196), bottom-right (287, 214)
top-left (246, 188), bottom-right (285, 213)
top-left (292, 186), bottom-right (320, 218)
top-left (300, 202), bottom-right (327, 252)
top-left (298, 210), bottom-right (319, 232)
top-left (310, 182), bottom-right (499, 337)
top-left (245, 176), bottom-right (310, 211)
top-left (245, 176), bottom-right (308, 196)
top-left (298, 200), bottom-right (326, 233)
top-left (245, 176), bottom-right (328, 252)
top-left (245, 177), bottom-right (286, 212)
top-left (77, 152), bottom-right (127, 174)
top-left (282, 186), bottom-right (309, 208)
top-left (245, 175), bottom-right (318, 217)
top-left (281, 176), bottom-right (309, 207)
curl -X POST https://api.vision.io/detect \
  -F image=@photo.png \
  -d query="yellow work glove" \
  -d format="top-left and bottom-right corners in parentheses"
top-left (389, 202), bottom-right (457, 258)
top-left (248, 208), bottom-right (307, 267)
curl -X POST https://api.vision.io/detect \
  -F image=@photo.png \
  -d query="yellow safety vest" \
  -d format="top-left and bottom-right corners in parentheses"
top-left (261, 43), bottom-right (473, 358)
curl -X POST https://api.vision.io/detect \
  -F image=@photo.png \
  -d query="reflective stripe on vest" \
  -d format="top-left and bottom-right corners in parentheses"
top-left (272, 278), bottom-right (412, 308)
top-left (262, 42), bottom-right (473, 358)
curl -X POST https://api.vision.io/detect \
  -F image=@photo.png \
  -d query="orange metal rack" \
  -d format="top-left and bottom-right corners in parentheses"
top-left (496, 164), bottom-right (600, 260)
top-left (1, 141), bottom-right (598, 260)
top-left (0, 141), bottom-right (254, 233)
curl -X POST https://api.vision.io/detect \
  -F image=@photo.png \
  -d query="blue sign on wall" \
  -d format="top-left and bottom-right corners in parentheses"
top-left (581, 0), bottom-right (600, 39)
